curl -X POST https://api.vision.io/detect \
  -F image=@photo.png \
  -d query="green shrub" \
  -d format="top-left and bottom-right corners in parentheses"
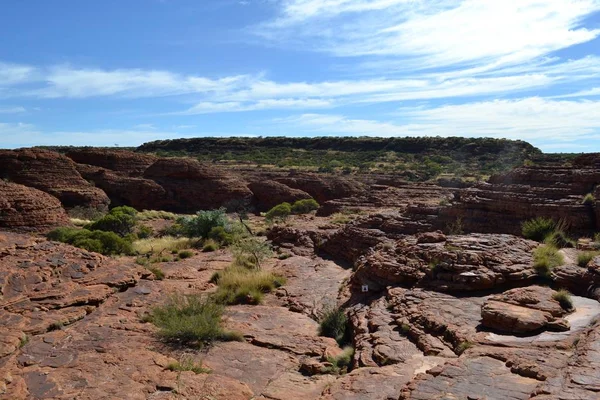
top-left (545, 230), bottom-right (575, 249)
top-left (47, 228), bottom-right (133, 255)
top-left (291, 199), bottom-right (320, 214)
top-left (324, 346), bottom-right (354, 374)
top-left (178, 250), bottom-right (194, 259)
top-left (180, 208), bottom-right (229, 239)
top-left (208, 226), bottom-right (233, 245)
top-left (319, 306), bottom-right (348, 345)
top-left (137, 225), bottom-right (154, 239)
top-left (577, 251), bottom-right (598, 267)
top-left (456, 341), bottom-right (474, 355)
top-left (522, 217), bottom-right (556, 242)
top-left (202, 239), bottom-right (219, 252)
top-left (132, 236), bottom-right (194, 255)
top-left (150, 293), bottom-right (241, 346)
top-left (212, 266), bottom-right (286, 305)
top-left (582, 193), bottom-right (595, 205)
top-left (552, 289), bottom-right (573, 310)
top-left (87, 206), bottom-right (138, 237)
top-left (265, 202), bottom-right (291, 222)
top-left (533, 245), bottom-right (564, 277)
top-left (148, 266), bottom-right (165, 280)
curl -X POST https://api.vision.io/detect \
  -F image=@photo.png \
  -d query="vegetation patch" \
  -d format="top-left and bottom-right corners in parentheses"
top-left (212, 266), bottom-right (286, 305)
top-left (522, 217), bottom-right (557, 242)
top-left (533, 245), bottom-right (564, 278)
top-left (324, 346), bottom-right (354, 375)
top-left (47, 227), bottom-right (133, 256)
top-left (552, 289), bottom-right (574, 311)
top-left (138, 210), bottom-right (178, 221)
top-left (319, 306), bottom-right (348, 346)
top-left (582, 193), bottom-right (595, 205)
top-left (86, 206), bottom-right (138, 237)
top-left (178, 250), bottom-right (194, 259)
top-left (231, 236), bottom-right (273, 269)
top-left (132, 236), bottom-right (195, 255)
top-left (167, 357), bottom-right (210, 374)
top-left (456, 341), bottom-right (474, 355)
top-left (291, 199), bottom-right (320, 214)
top-left (265, 202), bottom-right (292, 222)
top-left (147, 266), bottom-right (165, 280)
top-left (150, 293), bottom-right (241, 346)
top-left (577, 251), bottom-right (598, 267)
top-left (179, 208), bottom-right (228, 239)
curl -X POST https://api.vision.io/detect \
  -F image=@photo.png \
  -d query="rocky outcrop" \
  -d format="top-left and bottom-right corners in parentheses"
top-left (142, 158), bottom-right (253, 212)
top-left (75, 164), bottom-right (167, 210)
top-left (0, 182), bottom-right (69, 231)
top-left (65, 149), bottom-right (157, 177)
top-left (481, 286), bottom-right (571, 334)
top-left (0, 149), bottom-right (109, 210)
top-left (248, 180), bottom-right (312, 211)
top-left (352, 233), bottom-right (538, 292)
top-left (275, 174), bottom-right (367, 204)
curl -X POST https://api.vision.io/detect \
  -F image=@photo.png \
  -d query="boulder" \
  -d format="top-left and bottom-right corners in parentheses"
top-left (248, 180), bottom-right (312, 211)
top-left (0, 181), bottom-right (69, 231)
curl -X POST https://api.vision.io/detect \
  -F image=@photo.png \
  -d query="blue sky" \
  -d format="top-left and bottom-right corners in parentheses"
top-left (1, 0), bottom-right (600, 152)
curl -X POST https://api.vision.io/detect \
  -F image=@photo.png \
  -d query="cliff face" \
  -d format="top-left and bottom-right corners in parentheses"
top-left (0, 149), bottom-right (110, 210)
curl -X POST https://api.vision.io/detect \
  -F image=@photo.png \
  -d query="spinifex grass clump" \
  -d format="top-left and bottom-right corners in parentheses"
top-left (522, 217), bottom-right (557, 242)
top-left (552, 289), bottom-right (574, 311)
top-left (132, 236), bottom-right (195, 254)
top-left (212, 266), bottom-right (286, 305)
top-left (577, 251), bottom-right (598, 267)
top-left (533, 245), bottom-right (564, 278)
top-left (319, 306), bottom-right (348, 345)
top-left (150, 293), bottom-right (241, 346)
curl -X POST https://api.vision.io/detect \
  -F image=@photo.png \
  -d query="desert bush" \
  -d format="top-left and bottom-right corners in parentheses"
top-left (577, 251), bottom-right (598, 267)
top-left (148, 266), bottom-right (165, 280)
top-left (324, 346), bottom-right (354, 374)
top-left (47, 227), bottom-right (133, 255)
top-left (150, 293), bottom-right (241, 346)
top-left (231, 236), bottom-right (273, 269)
top-left (212, 266), bottom-right (286, 305)
top-left (544, 230), bottom-right (575, 248)
top-left (265, 202), bottom-right (291, 222)
top-left (331, 213), bottom-right (352, 225)
top-left (582, 193), bottom-right (595, 205)
top-left (132, 236), bottom-right (195, 255)
top-left (202, 239), bottom-right (219, 252)
top-left (86, 206), bottom-right (138, 237)
top-left (178, 250), bottom-right (194, 259)
top-left (180, 208), bottom-right (229, 239)
top-left (291, 199), bottom-right (319, 214)
top-left (552, 289), bottom-right (574, 310)
top-left (319, 306), bottom-right (348, 345)
top-left (533, 245), bottom-right (564, 277)
top-left (522, 217), bottom-right (556, 242)
top-left (136, 225), bottom-right (154, 239)
top-left (208, 226), bottom-right (233, 246)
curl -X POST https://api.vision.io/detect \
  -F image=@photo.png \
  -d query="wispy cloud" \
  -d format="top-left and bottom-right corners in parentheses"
top-left (258, 0), bottom-right (600, 70)
top-left (0, 106), bottom-right (26, 114)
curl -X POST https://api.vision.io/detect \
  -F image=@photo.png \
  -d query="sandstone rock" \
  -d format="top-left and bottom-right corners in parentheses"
top-left (0, 182), bottom-right (69, 231)
top-left (0, 149), bottom-right (109, 210)
top-left (249, 180), bottom-right (312, 211)
top-left (352, 233), bottom-right (538, 292)
top-left (65, 149), bottom-right (157, 176)
top-left (481, 301), bottom-right (567, 334)
top-left (143, 158), bottom-right (253, 212)
top-left (275, 174), bottom-right (367, 204)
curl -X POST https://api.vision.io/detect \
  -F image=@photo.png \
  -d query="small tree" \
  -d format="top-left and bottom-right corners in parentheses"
top-left (291, 199), bottom-right (319, 214)
top-left (231, 236), bottom-right (273, 269)
top-left (265, 202), bottom-right (291, 222)
top-left (180, 208), bottom-right (229, 239)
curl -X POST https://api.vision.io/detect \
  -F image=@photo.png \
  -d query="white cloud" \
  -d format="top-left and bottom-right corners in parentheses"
top-left (0, 106), bottom-right (26, 114)
top-left (260, 0), bottom-right (600, 71)
top-left (182, 98), bottom-right (332, 114)
top-left (0, 62), bottom-right (36, 86)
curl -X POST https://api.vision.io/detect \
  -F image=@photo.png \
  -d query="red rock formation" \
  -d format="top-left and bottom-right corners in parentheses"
top-left (65, 149), bottom-right (157, 177)
top-left (0, 181), bottom-right (69, 231)
top-left (0, 149), bottom-right (109, 210)
top-left (248, 180), bottom-right (312, 211)
top-left (143, 158), bottom-right (253, 212)
top-left (275, 174), bottom-right (367, 204)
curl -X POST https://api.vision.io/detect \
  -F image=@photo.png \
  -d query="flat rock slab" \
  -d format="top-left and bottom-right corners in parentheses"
top-left (224, 305), bottom-right (340, 356)
top-left (402, 356), bottom-right (540, 400)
